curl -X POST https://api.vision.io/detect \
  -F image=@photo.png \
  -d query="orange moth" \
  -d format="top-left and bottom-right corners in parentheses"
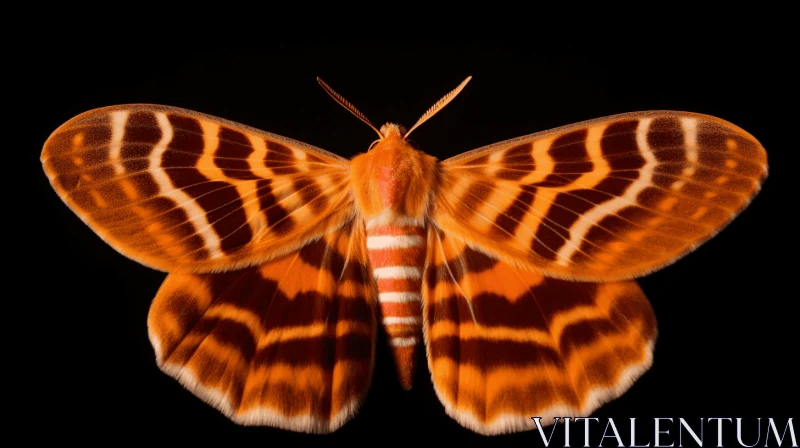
top-left (40, 77), bottom-right (768, 435)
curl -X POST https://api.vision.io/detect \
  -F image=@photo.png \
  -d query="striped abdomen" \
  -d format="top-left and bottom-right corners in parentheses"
top-left (366, 218), bottom-right (427, 390)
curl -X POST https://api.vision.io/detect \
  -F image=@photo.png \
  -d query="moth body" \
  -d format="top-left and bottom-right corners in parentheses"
top-left (352, 123), bottom-right (439, 389)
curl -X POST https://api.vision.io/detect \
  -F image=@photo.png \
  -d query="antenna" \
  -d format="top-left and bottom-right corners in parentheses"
top-left (405, 76), bottom-right (472, 139)
top-left (317, 77), bottom-right (384, 139)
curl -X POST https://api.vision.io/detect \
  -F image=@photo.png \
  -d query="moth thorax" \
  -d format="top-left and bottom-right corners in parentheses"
top-left (350, 133), bottom-right (438, 221)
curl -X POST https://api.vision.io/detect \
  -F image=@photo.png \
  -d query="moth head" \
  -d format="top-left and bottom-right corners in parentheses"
top-left (379, 123), bottom-right (408, 139)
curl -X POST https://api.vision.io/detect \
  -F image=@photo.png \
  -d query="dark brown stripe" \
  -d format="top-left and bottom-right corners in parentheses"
top-left (602, 120), bottom-right (647, 172)
top-left (648, 117), bottom-right (685, 162)
top-left (265, 202), bottom-right (296, 236)
top-left (652, 148), bottom-right (687, 163)
top-left (464, 154), bottom-right (490, 166)
top-left (205, 318), bottom-right (258, 361)
top-left (424, 246), bottom-right (499, 286)
top-left (123, 111), bottom-right (161, 144)
top-left (197, 271), bottom-right (373, 330)
top-left (265, 141), bottom-right (299, 175)
top-left (427, 281), bottom-right (597, 330)
top-left (255, 179), bottom-right (297, 236)
top-left (531, 224), bottom-right (564, 260)
top-left (215, 127), bottom-right (260, 180)
top-left (299, 237), bottom-right (338, 269)
top-left (532, 187), bottom-right (608, 259)
top-left (549, 129), bottom-right (590, 161)
top-left (162, 288), bottom-right (207, 333)
top-left (340, 259), bottom-right (369, 283)
top-left (549, 131), bottom-right (593, 186)
top-left (558, 318), bottom-right (617, 356)
top-left (292, 176), bottom-right (328, 213)
top-left (120, 143), bottom-right (153, 173)
top-left (616, 205), bottom-right (659, 223)
top-left (430, 336), bottom-right (562, 367)
top-left (459, 180), bottom-right (494, 214)
top-left (305, 152), bottom-right (326, 164)
top-left (591, 214), bottom-right (636, 245)
top-left (301, 237), bottom-right (348, 281)
top-left (162, 117), bottom-right (208, 191)
top-left (531, 173), bottom-right (580, 189)
top-left (496, 143), bottom-right (535, 180)
top-left (653, 163), bottom-right (685, 176)
top-left (166, 114), bottom-right (205, 154)
top-left (121, 112), bottom-right (160, 173)
top-left (198, 184), bottom-right (253, 254)
top-left (54, 173), bottom-right (80, 192)
top-left (126, 171), bottom-right (160, 199)
top-left (491, 185), bottom-right (536, 237)
top-left (254, 333), bottom-right (373, 367)
top-left (530, 130), bottom-right (592, 189)
top-left (601, 120), bottom-right (639, 155)
top-left (81, 122), bottom-right (113, 152)
top-left (301, 223), bottom-right (369, 283)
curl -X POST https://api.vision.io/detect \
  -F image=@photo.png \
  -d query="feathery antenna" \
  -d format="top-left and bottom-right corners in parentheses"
top-left (405, 76), bottom-right (472, 139)
top-left (317, 77), bottom-right (384, 139)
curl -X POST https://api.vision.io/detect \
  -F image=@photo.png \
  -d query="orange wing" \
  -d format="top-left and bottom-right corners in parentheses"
top-left (433, 111), bottom-right (768, 281)
top-left (148, 219), bottom-right (377, 432)
top-left (422, 227), bottom-right (657, 435)
top-left (41, 104), bottom-right (353, 273)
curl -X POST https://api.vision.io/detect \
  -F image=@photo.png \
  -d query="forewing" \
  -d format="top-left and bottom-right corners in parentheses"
top-left (434, 111), bottom-right (768, 281)
top-left (422, 228), bottom-right (657, 435)
top-left (147, 218), bottom-right (376, 433)
top-left (41, 104), bottom-right (353, 273)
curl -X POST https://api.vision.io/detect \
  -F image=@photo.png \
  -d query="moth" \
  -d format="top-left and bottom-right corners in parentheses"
top-left (41, 77), bottom-right (768, 435)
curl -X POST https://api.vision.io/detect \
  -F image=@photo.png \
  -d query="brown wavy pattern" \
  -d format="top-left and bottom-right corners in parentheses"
top-left (147, 219), bottom-right (377, 433)
top-left (422, 228), bottom-right (657, 435)
top-left (435, 111), bottom-right (768, 281)
top-left (41, 104), bottom-right (353, 273)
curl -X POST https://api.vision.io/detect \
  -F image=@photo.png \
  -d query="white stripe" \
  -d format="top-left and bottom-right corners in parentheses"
top-left (379, 292), bottom-right (421, 303)
top-left (383, 317), bottom-right (421, 325)
top-left (390, 336), bottom-right (418, 347)
top-left (681, 117), bottom-right (699, 163)
top-left (366, 209), bottom-right (425, 229)
top-left (150, 112), bottom-right (224, 259)
top-left (555, 118), bottom-right (657, 266)
top-left (109, 110), bottom-right (129, 175)
top-left (366, 235), bottom-right (423, 249)
top-left (373, 266), bottom-right (420, 279)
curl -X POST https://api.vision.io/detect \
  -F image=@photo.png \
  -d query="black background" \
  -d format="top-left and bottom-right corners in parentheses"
top-left (27, 39), bottom-right (795, 444)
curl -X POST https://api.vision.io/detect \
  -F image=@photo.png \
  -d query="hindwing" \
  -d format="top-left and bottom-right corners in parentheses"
top-left (147, 219), bottom-right (377, 432)
top-left (422, 227), bottom-right (657, 435)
